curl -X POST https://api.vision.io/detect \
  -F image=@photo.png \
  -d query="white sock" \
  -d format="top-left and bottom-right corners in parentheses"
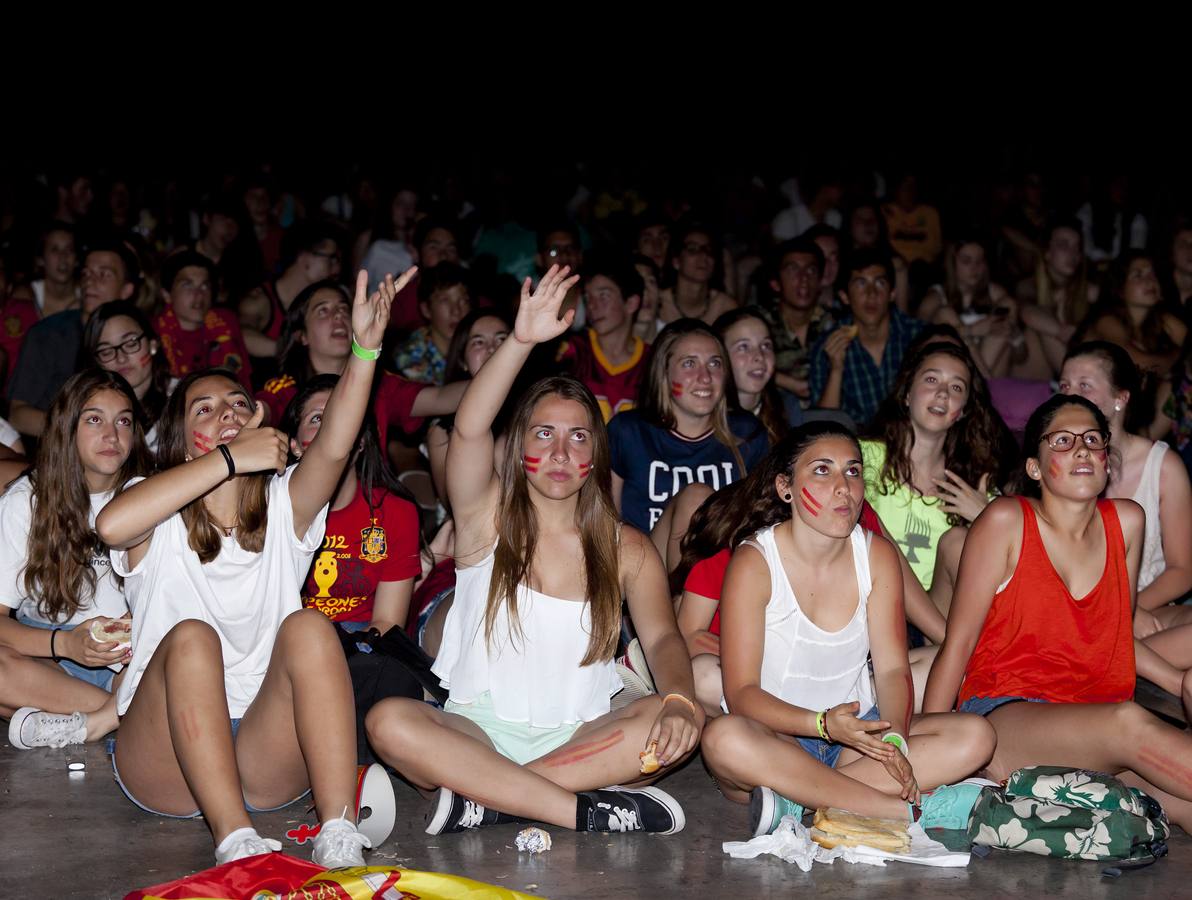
top-left (216, 826), bottom-right (260, 856)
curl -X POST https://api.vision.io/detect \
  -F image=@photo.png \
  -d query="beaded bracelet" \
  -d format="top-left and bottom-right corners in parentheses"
top-left (816, 710), bottom-right (830, 742)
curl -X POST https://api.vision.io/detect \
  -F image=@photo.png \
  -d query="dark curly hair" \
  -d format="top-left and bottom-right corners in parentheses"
top-left (864, 341), bottom-right (1007, 526)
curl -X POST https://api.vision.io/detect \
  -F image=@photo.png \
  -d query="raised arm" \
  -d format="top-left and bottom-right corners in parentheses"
top-left (289, 268), bottom-right (414, 537)
top-left (446, 266), bottom-right (578, 535)
top-left (921, 498), bottom-right (1017, 713)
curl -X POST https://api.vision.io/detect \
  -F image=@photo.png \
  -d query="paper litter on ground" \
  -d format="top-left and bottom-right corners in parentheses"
top-left (722, 815), bottom-right (970, 870)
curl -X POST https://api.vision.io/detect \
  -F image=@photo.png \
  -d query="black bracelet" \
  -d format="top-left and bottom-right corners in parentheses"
top-left (50, 627), bottom-right (61, 663)
top-left (217, 444), bottom-right (236, 479)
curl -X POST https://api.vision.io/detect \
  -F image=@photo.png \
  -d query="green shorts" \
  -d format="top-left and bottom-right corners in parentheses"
top-left (444, 692), bottom-right (582, 766)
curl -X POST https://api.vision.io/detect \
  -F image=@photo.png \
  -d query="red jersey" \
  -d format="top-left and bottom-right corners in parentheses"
top-left (683, 501), bottom-right (887, 637)
top-left (0, 297), bottom-right (39, 384)
top-left (959, 498), bottom-right (1135, 707)
top-left (559, 330), bottom-right (647, 423)
top-left (302, 485), bottom-right (421, 623)
top-left (254, 370), bottom-right (426, 440)
top-left (154, 307), bottom-right (253, 387)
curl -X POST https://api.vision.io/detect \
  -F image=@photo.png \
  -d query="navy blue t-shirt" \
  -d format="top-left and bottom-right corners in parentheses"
top-left (609, 409), bottom-right (769, 532)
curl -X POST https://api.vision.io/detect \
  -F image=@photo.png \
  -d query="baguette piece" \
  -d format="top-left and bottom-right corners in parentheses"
top-left (809, 807), bottom-right (911, 853)
top-left (89, 617), bottom-right (132, 646)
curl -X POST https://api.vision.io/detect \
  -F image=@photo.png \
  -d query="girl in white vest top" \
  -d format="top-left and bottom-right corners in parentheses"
top-left (96, 268), bottom-right (411, 868)
top-left (367, 266), bottom-right (703, 837)
top-left (701, 421), bottom-right (996, 837)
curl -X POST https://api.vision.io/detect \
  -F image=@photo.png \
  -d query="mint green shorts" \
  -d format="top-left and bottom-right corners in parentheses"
top-left (444, 692), bottom-right (582, 766)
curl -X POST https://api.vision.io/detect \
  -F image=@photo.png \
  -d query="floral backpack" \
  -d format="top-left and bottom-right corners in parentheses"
top-left (967, 766), bottom-right (1169, 868)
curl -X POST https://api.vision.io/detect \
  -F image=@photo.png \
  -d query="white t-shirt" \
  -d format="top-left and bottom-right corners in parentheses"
top-left (112, 465), bottom-right (327, 717)
top-left (0, 476), bottom-right (127, 626)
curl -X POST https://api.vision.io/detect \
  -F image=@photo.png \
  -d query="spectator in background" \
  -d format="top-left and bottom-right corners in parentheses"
top-left (768, 236), bottom-right (834, 403)
top-left (845, 198), bottom-right (909, 312)
top-left (394, 263), bottom-right (472, 385)
top-left (658, 223), bottom-right (738, 326)
top-left (193, 193), bottom-right (243, 304)
top-left (771, 174), bottom-right (843, 242)
top-left (809, 248), bottom-right (923, 426)
top-left (388, 217), bottom-right (465, 333)
top-left (154, 250), bottom-right (252, 386)
top-left (632, 254), bottom-right (662, 342)
top-left (356, 185), bottom-right (419, 290)
top-left (8, 240), bottom-right (141, 437)
top-left (12, 222), bottom-right (80, 318)
top-left (1077, 175), bottom-right (1148, 264)
top-left (803, 223), bottom-right (842, 314)
top-left (635, 210), bottom-right (671, 271)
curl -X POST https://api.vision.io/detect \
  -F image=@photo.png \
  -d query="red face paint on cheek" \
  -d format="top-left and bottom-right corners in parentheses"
top-left (523, 455), bottom-right (541, 473)
top-left (800, 496), bottom-right (819, 516)
top-left (578, 461), bottom-right (591, 478)
top-left (135, 354), bottom-right (151, 367)
top-left (300, 439), bottom-right (312, 449)
top-left (1047, 459), bottom-right (1061, 479)
top-left (671, 381), bottom-right (683, 398)
top-left (193, 432), bottom-right (214, 454)
top-left (800, 486), bottom-right (822, 510)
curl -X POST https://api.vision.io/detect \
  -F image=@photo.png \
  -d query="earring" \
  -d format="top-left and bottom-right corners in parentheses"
top-left (1114, 402), bottom-right (1121, 412)
top-left (783, 492), bottom-right (793, 502)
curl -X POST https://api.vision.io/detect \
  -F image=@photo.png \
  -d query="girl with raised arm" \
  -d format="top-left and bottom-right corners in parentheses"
top-left (366, 266), bottom-right (703, 836)
top-left (924, 394), bottom-right (1192, 831)
top-left (701, 422), bottom-right (995, 838)
top-left (96, 269), bottom-right (412, 867)
top-left (2, 370), bottom-right (150, 749)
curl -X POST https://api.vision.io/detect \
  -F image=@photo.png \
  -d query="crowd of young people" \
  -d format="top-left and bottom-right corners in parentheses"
top-left (3, 162), bottom-right (1192, 874)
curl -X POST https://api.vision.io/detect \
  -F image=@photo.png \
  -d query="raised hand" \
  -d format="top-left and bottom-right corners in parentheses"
top-left (513, 265), bottom-right (581, 345)
top-left (352, 267), bottom-right (416, 353)
top-left (227, 403), bottom-right (289, 475)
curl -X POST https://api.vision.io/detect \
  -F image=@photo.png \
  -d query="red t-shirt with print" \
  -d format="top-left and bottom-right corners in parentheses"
top-left (255, 370), bottom-right (427, 439)
top-left (302, 485), bottom-right (421, 623)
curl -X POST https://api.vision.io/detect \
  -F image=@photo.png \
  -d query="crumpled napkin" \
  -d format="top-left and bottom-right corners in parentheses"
top-left (723, 816), bottom-right (970, 870)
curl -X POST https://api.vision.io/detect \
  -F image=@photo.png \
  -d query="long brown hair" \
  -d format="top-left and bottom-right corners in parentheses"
top-left (1035, 221), bottom-right (1092, 326)
top-left (157, 368), bottom-right (269, 563)
top-left (942, 237), bottom-right (996, 316)
top-left (670, 421), bottom-right (863, 595)
top-left (635, 318), bottom-right (747, 475)
top-left (486, 376), bottom-right (621, 666)
top-left (24, 369), bottom-right (152, 622)
top-left (864, 341), bottom-right (1008, 525)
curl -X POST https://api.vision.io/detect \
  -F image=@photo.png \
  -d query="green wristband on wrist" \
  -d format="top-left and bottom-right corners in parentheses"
top-left (882, 732), bottom-right (909, 756)
top-left (351, 336), bottom-right (381, 361)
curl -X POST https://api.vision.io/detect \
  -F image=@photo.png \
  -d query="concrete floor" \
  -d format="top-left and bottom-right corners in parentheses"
top-left (2, 736), bottom-right (1189, 899)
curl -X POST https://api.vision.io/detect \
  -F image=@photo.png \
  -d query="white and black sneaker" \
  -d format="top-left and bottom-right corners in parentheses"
top-left (578, 786), bottom-right (685, 834)
top-left (424, 787), bottom-right (520, 835)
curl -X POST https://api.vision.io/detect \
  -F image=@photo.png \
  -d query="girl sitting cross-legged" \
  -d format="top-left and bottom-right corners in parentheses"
top-left (701, 421), bottom-right (996, 838)
top-left (365, 266), bottom-right (704, 836)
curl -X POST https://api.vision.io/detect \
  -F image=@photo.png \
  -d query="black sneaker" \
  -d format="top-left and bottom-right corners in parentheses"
top-left (579, 786), bottom-right (686, 834)
top-left (424, 788), bottom-right (519, 835)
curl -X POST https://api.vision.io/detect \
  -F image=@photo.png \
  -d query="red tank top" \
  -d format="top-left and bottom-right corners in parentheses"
top-left (959, 497), bottom-right (1135, 707)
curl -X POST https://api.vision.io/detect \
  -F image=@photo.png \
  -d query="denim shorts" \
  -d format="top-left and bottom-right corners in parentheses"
top-left (959, 695), bottom-right (1048, 717)
top-left (17, 614), bottom-right (115, 692)
top-left (796, 706), bottom-right (880, 768)
top-left (109, 718), bottom-right (310, 818)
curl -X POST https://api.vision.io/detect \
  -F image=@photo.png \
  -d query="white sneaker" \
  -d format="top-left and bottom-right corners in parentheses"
top-left (8, 707), bottom-right (88, 749)
top-left (214, 827), bottom-right (282, 865)
top-left (312, 816), bottom-right (371, 869)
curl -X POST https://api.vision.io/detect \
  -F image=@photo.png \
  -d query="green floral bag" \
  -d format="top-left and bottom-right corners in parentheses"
top-left (967, 766), bottom-right (1170, 863)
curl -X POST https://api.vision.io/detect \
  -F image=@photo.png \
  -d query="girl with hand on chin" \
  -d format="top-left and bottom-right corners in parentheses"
top-left (366, 266), bottom-right (704, 837)
top-left (701, 422), bottom-right (995, 838)
top-left (96, 269), bottom-right (412, 867)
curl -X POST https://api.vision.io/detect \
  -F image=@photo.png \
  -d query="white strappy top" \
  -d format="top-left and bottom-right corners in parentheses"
top-left (734, 523), bottom-right (876, 713)
top-left (431, 547), bottom-right (622, 728)
top-left (1132, 440), bottom-right (1168, 592)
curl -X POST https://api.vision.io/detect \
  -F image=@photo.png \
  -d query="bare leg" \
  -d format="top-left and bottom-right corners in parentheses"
top-left (367, 695), bottom-right (679, 829)
top-left (909, 645), bottom-right (940, 715)
top-left (114, 620), bottom-right (247, 841)
top-left (983, 700), bottom-right (1192, 832)
top-left (1135, 639), bottom-right (1185, 696)
top-left (691, 653), bottom-right (724, 718)
top-left (234, 609), bottom-right (357, 820)
top-left (0, 648), bottom-right (114, 739)
top-left (928, 526), bottom-right (967, 620)
top-left (1153, 606), bottom-right (1192, 630)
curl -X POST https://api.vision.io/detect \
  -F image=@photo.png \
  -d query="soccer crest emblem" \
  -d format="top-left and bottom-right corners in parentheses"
top-left (359, 520), bottom-right (388, 564)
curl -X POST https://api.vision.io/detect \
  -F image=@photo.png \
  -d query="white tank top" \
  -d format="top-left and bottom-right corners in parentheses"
top-left (738, 523), bottom-right (876, 713)
top-left (1132, 440), bottom-right (1168, 591)
top-left (430, 546), bottom-right (622, 728)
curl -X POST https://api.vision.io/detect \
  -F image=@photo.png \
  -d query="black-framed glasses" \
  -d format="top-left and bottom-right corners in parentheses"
top-left (95, 334), bottom-right (145, 363)
top-left (1041, 429), bottom-right (1108, 452)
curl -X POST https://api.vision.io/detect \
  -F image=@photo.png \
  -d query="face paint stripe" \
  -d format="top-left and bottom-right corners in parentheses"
top-left (800, 496), bottom-right (819, 517)
top-left (800, 486), bottom-right (822, 509)
top-left (671, 381), bottom-right (683, 397)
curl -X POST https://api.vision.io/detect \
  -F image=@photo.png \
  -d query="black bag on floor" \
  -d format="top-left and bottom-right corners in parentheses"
top-left (338, 625), bottom-right (447, 765)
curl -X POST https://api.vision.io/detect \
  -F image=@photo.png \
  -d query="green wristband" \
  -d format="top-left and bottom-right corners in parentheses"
top-left (882, 732), bottom-right (909, 756)
top-left (351, 336), bottom-right (381, 361)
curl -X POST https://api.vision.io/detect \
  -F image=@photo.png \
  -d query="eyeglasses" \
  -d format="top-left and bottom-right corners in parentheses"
top-left (309, 249), bottom-right (341, 263)
top-left (95, 334), bottom-right (145, 363)
top-left (1041, 429), bottom-right (1108, 452)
